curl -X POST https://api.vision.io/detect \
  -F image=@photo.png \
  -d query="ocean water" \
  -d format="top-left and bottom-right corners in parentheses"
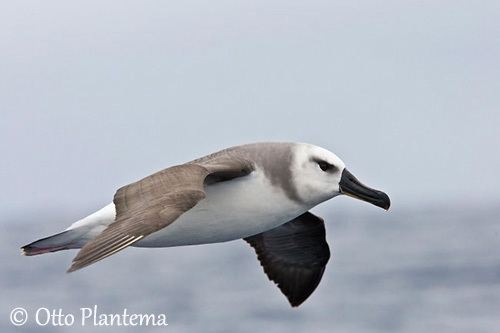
top-left (1, 205), bottom-right (499, 332)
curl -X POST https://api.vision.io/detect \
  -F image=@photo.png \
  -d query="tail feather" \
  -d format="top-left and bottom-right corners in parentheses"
top-left (21, 229), bottom-right (86, 256)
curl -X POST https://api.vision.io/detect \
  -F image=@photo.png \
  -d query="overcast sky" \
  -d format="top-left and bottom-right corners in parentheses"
top-left (1, 1), bottom-right (499, 219)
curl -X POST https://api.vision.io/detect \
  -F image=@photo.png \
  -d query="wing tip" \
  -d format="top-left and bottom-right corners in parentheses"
top-left (66, 266), bottom-right (77, 274)
top-left (289, 300), bottom-right (304, 308)
top-left (66, 262), bottom-right (82, 273)
top-left (66, 234), bottom-right (144, 273)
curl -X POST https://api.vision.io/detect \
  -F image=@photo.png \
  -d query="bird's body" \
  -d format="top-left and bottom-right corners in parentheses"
top-left (136, 168), bottom-right (308, 247)
top-left (71, 167), bottom-right (307, 248)
top-left (22, 142), bottom-right (390, 307)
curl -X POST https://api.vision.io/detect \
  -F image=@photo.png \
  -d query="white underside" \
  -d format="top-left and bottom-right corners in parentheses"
top-left (66, 170), bottom-right (311, 248)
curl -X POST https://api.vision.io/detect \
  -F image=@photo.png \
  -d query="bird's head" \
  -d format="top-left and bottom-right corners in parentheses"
top-left (292, 143), bottom-right (391, 210)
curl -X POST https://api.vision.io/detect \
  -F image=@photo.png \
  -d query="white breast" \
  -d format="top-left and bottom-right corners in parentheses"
top-left (134, 169), bottom-right (309, 247)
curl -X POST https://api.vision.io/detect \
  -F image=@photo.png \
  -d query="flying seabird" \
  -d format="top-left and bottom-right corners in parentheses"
top-left (21, 142), bottom-right (390, 307)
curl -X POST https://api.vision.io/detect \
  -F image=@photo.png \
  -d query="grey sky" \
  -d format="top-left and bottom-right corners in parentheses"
top-left (1, 1), bottom-right (499, 218)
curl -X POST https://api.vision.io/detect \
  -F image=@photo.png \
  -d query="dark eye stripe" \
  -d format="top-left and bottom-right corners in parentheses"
top-left (312, 158), bottom-right (336, 172)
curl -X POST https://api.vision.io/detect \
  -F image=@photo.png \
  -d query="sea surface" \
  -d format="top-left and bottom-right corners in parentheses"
top-left (1, 204), bottom-right (499, 332)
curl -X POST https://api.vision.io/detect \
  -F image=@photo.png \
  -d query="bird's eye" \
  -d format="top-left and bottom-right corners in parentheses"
top-left (317, 161), bottom-right (333, 172)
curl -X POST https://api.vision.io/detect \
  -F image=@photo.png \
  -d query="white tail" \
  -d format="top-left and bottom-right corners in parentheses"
top-left (21, 203), bottom-right (116, 256)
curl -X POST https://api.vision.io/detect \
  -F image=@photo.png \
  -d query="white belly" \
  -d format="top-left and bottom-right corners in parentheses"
top-left (134, 170), bottom-right (309, 247)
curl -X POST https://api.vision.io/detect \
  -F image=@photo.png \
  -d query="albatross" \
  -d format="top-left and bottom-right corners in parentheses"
top-left (22, 142), bottom-right (390, 307)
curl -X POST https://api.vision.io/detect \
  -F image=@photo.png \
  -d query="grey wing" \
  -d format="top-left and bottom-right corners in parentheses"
top-left (244, 212), bottom-right (331, 307)
top-left (68, 157), bottom-right (253, 273)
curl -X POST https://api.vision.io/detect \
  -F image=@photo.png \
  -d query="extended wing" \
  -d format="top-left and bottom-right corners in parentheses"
top-left (245, 212), bottom-right (330, 307)
top-left (68, 156), bottom-right (253, 272)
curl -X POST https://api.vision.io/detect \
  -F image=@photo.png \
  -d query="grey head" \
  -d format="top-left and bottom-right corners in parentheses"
top-left (194, 142), bottom-right (390, 210)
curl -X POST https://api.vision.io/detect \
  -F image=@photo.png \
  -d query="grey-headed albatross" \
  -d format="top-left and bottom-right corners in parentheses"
top-left (22, 142), bottom-right (390, 307)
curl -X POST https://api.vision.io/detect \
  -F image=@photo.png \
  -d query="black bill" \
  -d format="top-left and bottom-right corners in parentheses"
top-left (339, 169), bottom-right (391, 210)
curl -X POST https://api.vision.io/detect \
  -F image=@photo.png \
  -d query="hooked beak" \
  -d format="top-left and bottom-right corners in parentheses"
top-left (339, 169), bottom-right (391, 210)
